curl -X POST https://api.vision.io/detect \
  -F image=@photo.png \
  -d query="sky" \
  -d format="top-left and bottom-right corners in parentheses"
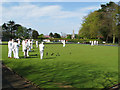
top-left (0, 1), bottom-right (118, 35)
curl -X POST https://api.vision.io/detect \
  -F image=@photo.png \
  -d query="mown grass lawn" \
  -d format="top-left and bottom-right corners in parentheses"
top-left (2, 42), bottom-right (118, 88)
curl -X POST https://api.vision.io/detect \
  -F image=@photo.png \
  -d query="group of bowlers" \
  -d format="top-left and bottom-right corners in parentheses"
top-left (22, 39), bottom-right (34, 58)
top-left (8, 38), bottom-right (45, 59)
top-left (90, 40), bottom-right (99, 46)
top-left (8, 39), bottom-right (99, 59)
top-left (8, 39), bottom-right (99, 60)
top-left (8, 38), bottom-right (20, 59)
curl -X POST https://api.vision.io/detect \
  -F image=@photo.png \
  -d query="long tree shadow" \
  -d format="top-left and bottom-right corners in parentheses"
top-left (2, 60), bottom-right (118, 88)
top-left (46, 63), bottom-right (118, 88)
top-left (44, 57), bottom-right (56, 59)
top-left (19, 56), bottom-right (38, 59)
top-left (29, 54), bottom-right (38, 56)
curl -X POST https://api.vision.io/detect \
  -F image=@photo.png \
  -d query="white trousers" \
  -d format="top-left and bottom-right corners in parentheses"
top-left (91, 41), bottom-right (94, 46)
top-left (31, 44), bottom-right (33, 49)
top-left (24, 49), bottom-right (29, 57)
top-left (27, 49), bottom-right (29, 56)
top-left (15, 48), bottom-right (19, 59)
top-left (29, 46), bottom-right (31, 51)
top-left (36, 44), bottom-right (38, 48)
top-left (8, 48), bottom-right (12, 57)
top-left (91, 44), bottom-right (94, 46)
top-left (13, 48), bottom-right (19, 59)
top-left (40, 50), bottom-right (44, 59)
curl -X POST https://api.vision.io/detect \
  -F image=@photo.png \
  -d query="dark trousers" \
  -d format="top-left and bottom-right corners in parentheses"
top-left (24, 49), bottom-right (27, 58)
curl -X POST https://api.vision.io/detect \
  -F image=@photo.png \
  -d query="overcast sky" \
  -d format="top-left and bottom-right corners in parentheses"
top-left (1, 1), bottom-right (118, 35)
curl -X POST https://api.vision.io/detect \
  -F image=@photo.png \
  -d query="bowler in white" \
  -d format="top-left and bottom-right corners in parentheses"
top-left (39, 42), bottom-right (44, 59)
top-left (8, 38), bottom-right (13, 58)
top-left (36, 40), bottom-right (38, 48)
top-left (13, 40), bottom-right (20, 59)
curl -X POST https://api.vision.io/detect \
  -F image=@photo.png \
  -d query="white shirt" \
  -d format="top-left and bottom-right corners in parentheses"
top-left (91, 41), bottom-right (94, 45)
top-left (63, 40), bottom-right (65, 44)
top-left (39, 43), bottom-right (44, 51)
top-left (30, 41), bottom-right (32, 45)
top-left (36, 41), bottom-right (38, 45)
top-left (22, 40), bottom-right (25, 49)
top-left (28, 40), bottom-right (31, 46)
top-left (24, 42), bottom-right (29, 50)
top-left (22, 40), bottom-right (25, 45)
top-left (18, 40), bottom-right (20, 45)
top-left (8, 41), bottom-right (13, 49)
top-left (13, 42), bottom-right (20, 50)
top-left (17, 39), bottom-right (20, 44)
top-left (94, 41), bottom-right (96, 45)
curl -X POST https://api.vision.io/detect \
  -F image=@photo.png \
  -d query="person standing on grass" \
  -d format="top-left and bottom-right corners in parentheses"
top-left (13, 40), bottom-right (20, 59)
top-left (94, 40), bottom-right (96, 45)
top-left (29, 39), bottom-right (32, 51)
top-left (22, 40), bottom-right (25, 52)
top-left (8, 38), bottom-right (13, 58)
top-left (62, 40), bottom-right (66, 47)
top-left (31, 39), bottom-right (33, 49)
top-left (27, 40), bottom-right (30, 57)
top-left (11, 39), bottom-right (16, 58)
top-left (96, 41), bottom-right (98, 45)
top-left (31, 39), bottom-right (33, 50)
top-left (36, 40), bottom-right (38, 48)
top-left (91, 41), bottom-right (94, 46)
top-left (28, 39), bottom-right (31, 51)
top-left (39, 42), bottom-right (44, 59)
top-left (17, 38), bottom-right (20, 45)
top-left (89, 41), bottom-right (91, 44)
top-left (24, 39), bottom-right (29, 58)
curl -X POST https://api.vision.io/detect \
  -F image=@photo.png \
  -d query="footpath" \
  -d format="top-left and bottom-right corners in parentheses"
top-left (2, 64), bottom-right (40, 90)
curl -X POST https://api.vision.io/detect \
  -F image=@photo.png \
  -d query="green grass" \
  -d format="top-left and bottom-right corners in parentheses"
top-left (1, 41), bottom-right (8, 44)
top-left (2, 43), bottom-right (118, 88)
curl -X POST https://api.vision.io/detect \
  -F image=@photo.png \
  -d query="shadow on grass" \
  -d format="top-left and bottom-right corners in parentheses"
top-left (44, 57), bottom-right (56, 59)
top-left (30, 54), bottom-right (38, 56)
top-left (19, 56), bottom-right (38, 59)
top-left (2, 60), bottom-right (118, 88)
top-left (47, 63), bottom-right (118, 88)
top-left (29, 50), bottom-right (35, 52)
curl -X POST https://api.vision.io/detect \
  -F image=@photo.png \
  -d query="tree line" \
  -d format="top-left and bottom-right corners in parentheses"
top-left (78, 2), bottom-right (119, 43)
top-left (2, 21), bottom-right (35, 40)
top-left (1, 21), bottom-right (62, 40)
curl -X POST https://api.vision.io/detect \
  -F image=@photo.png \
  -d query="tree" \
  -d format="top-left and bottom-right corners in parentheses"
top-left (7, 20), bottom-right (15, 38)
top-left (2, 20), bottom-right (16, 39)
top-left (16, 26), bottom-right (31, 39)
top-left (75, 34), bottom-right (79, 39)
top-left (49, 32), bottom-right (54, 38)
top-left (16, 25), bottom-right (23, 38)
top-left (38, 34), bottom-right (45, 41)
top-left (2, 23), bottom-right (11, 39)
top-left (32, 30), bottom-right (39, 39)
top-left (99, 2), bottom-right (118, 43)
top-left (67, 34), bottom-right (72, 39)
top-left (79, 11), bottom-right (101, 39)
top-left (2, 21), bottom-right (33, 40)
top-left (79, 1), bottom-right (118, 43)
top-left (54, 33), bottom-right (61, 38)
